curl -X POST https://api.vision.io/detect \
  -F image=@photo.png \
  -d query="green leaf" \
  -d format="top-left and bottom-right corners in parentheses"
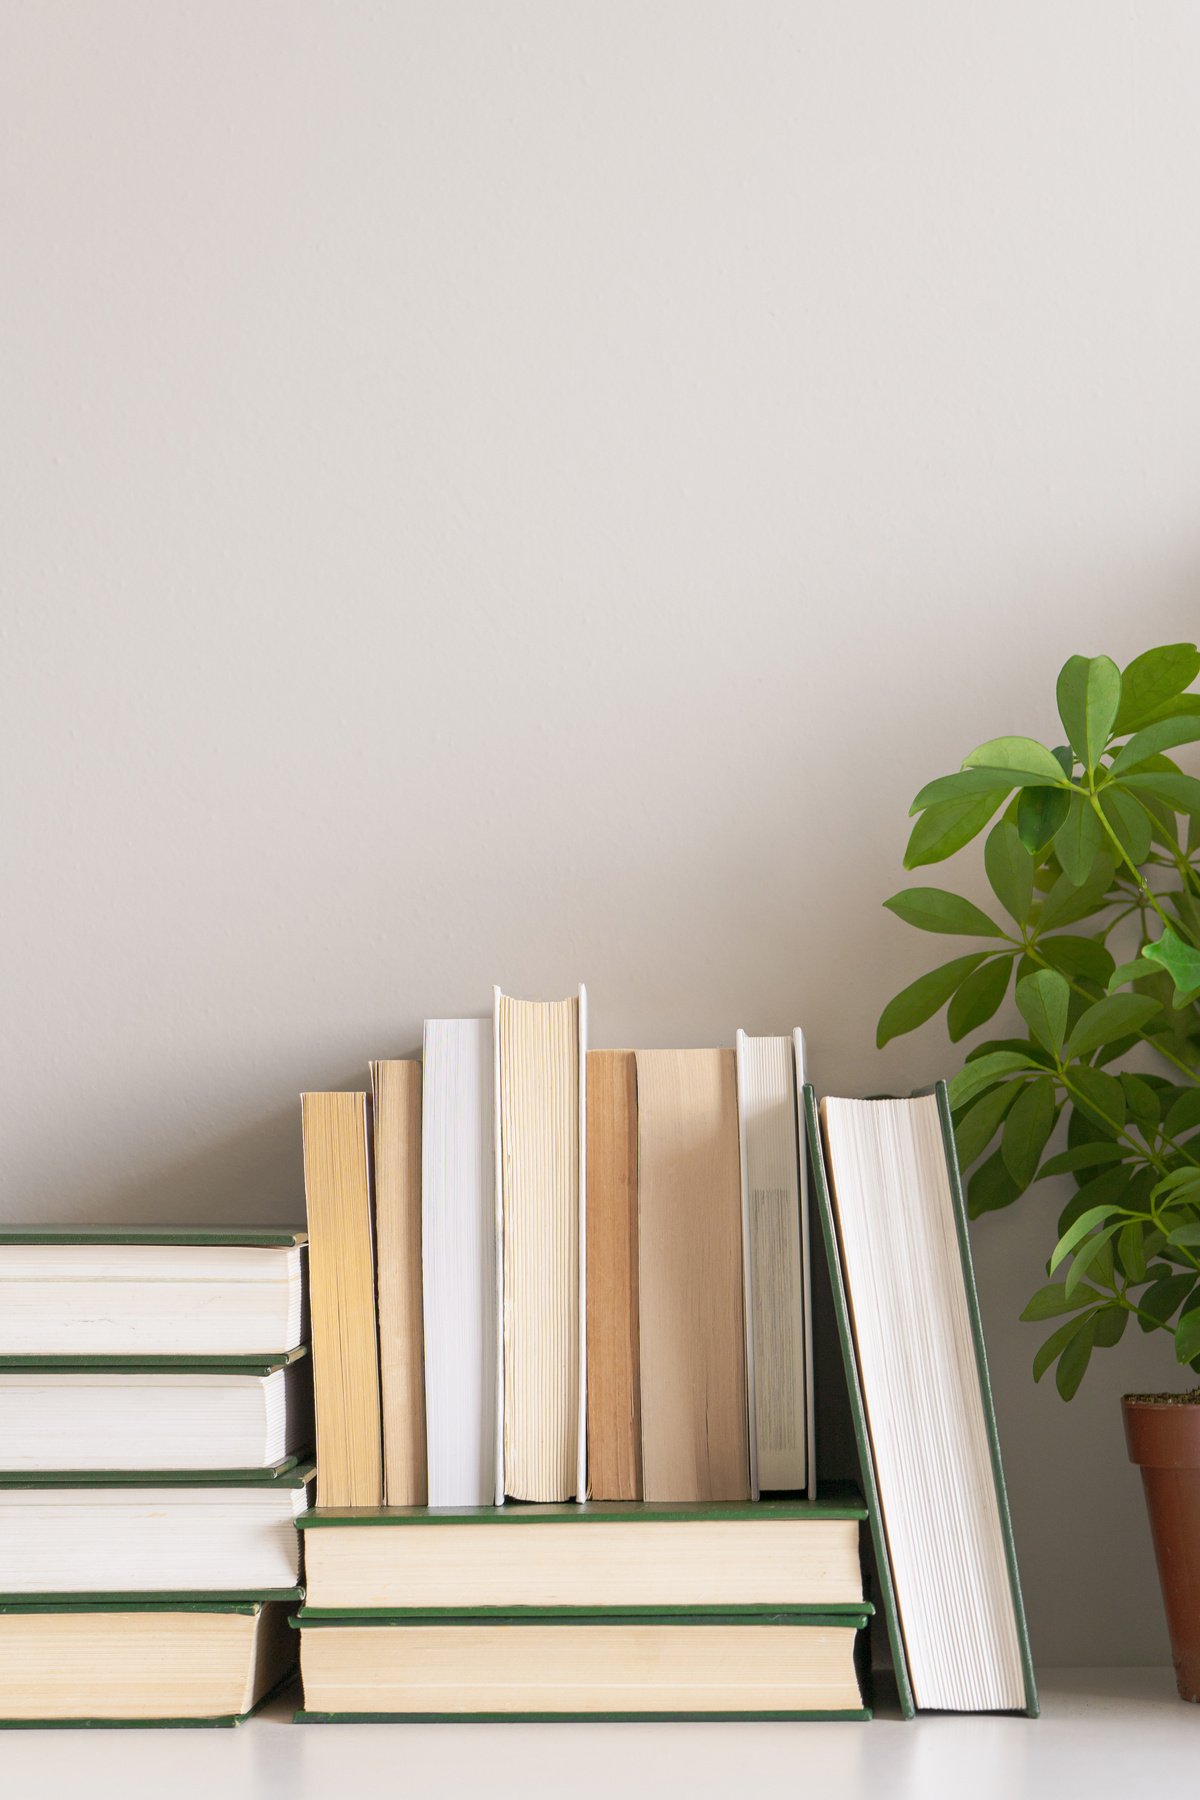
top-left (1037, 1141), bottom-right (1128, 1179)
top-left (1020, 1281), bottom-right (1103, 1321)
top-left (1107, 957), bottom-right (1149, 993)
top-left (947, 956), bottom-right (1015, 1043)
top-left (963, 736), bottom-right (1072, 785)
top-left (1064, 993), bottom-right (1162, 1061)
top-left (1108, 715), bottom-right (1200, 775)
top-left (910, 768), bottom-right (1060, 813)
top-left (1057, 655), bottom-right (1122, 769)
top-left (1033, 1313), bottom-right (1092, 1384)
top-left (1017, 782), bottom-right (1072, 853)
top-left (1038, 935), bottom-right (1115, 987)
top-left (1054, 793), bottom-right (1106, 886)
top-left (1092, 1304), bottom-right (1129, 1349)
top-left (1164, 1089), bottom-right (1200, 1138)
top-left (1118, 1221), bottom-right (1149, 1282)
top-left (1138, 1273), bottom-right (1196, 1328)
top-left (1098, 786), bottom-right (1153, 866)
top-left (876, 953), bottom-right (988, 1048)
top-left (1049, 1204), bottom-right (1130, 1276)
top-left (1165, 1223), bottom-right (1200, 1249)
top-left (904, 794), bottom-right (1009, 868)
top-left (1070, 1066), bottom-right (1128, 1133)
top-left (983, 821), bottom-right (1034, 926)
top-left (953, 1079), bottom-right (1022, 1167)
top-left (947, 1050), bottom-right (1039, 1109)
top-left (883, 887), bottom-right (1008, 938)
top-left (1176, 1310), bottom-right (1200, 1364)
top-left (1141, 928), bottom-right (1200, 1008)
top-left (1001, 1077), bottom-right (1057, 1187)
top-left (1065, 1223), bottom-right (1124, 1296)
top-left (1119, 1072), bottom-right (1161, 1130)
top-left (967, 1146), bottom-right (1022, 1217)
top-left (1122, 771), bottom-right (1200, 817)
top-left (1038, 855), bottom-right (1117, 931)
top-left (1056, 1315), bottom-right (1097, 1398)
top-left (1113, 643), bottom-right (1200, 735)
top-left (1151, 1167), bottom-right (1200, 1203)
top-left (1015, 969), bottom-right (1070, 1055)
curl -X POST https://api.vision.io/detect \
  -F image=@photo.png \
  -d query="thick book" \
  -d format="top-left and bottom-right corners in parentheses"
top-left (0, 1354), bottom-right (312, 1473)
top-left (585, 1049), bottom-right (642, 1501)
top-left (0, 1461), bottom-right (314, 1598)
top-left (808, 1082), bottom-right (1038, 1717)
top-left (301, 1091), bottom-right (383, 1508)
top-left (421, 1018), bottom-right (497, 1507)
top-left (297, 1489), bottom-right (867, 1614)
top-left (0, 1599), bottom-right (294, 1726)
top-left (636, 1049), bottom-right (750, 1502)
top-left (0, 1229), bottom-right (307, 1357)
top-left (293, 1611), bottom-right (871, 1720)
top-left (735, 1029), bottom-right (812, 1496)
top-left (494, 986), bottom-right (586, 1503)
top-left (371, 1059), bottom-right (427, 1506)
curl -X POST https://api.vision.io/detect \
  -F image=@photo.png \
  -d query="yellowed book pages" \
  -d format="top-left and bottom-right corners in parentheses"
top-left (0, 1604), bottom-right (293, 1720)
top-left (298, 1619), bottom-right (864, 1715)
top-left (371, 1060), bottom-right (427, 1506)
top-left (496, 990), bottom-right (582, 1501)
top-left (301, 1091), bottom-right (383, 1508)
top-left (586, 1049), bottom-right (642, 1500)
top-left (636, 1048), bottom-right (750, 1502)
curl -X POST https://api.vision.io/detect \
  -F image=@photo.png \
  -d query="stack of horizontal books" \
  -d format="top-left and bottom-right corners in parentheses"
top-left (0, 1227), bottom-right (313, 1727)
top-left (294, 987), bottom-right (1036, 1720)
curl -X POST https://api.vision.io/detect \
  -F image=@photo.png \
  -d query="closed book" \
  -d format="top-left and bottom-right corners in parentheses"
top-left (421, 1018), bottom-right (497, 1507)
top-left (0, 1354), bottom-right (312, 1473)
top-left (301, 1091), bottom-right (383, 1508)
top-left (494, 986), bottom-right (586, 1503)
top-left (293, 1611), bottom-right (871, 1720)
top-left (810, 1083), bottom-right (1037, 1717)
top-left (297, 1489), bottom-right (866, 1614)
top-left (0, 1600), bottom-right (295, 1726)
top-left (585, 1049), bottom-right (642, 1501)
top-left (0, 1461), bottom-right (314, 1599)
top-left (0, 1228), bottom-right (307, 1358)
top-left (636, 1049), bottom-right (750, 1502)
top-left (371, 1059), bottom-right (427, 1506)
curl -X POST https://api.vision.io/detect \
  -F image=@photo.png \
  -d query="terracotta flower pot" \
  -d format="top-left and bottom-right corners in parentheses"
top-left (1123, 1392), bottom-right (1200, 1702)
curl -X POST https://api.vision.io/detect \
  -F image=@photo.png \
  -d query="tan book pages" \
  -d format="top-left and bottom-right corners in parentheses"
top-left (497, 991), bottom-right (581, 1501)
top-left (371, 1060), bottom-right (427, 1506)
top-left (636, 1048), bottom-right (750, 1502)
top-left (586, 1049), bottom-right (642, 1500)
top-left (301, 1092), bottom-right (383, 1508)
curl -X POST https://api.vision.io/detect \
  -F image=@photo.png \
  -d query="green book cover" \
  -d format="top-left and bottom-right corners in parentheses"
top-left (0, 1596), bottom-right (298, 1614)
top-left (0, 1346), bottom-right (308, 1374)
top-left (0, 1227), bottom-right (306, 1248)
top-left (0, 1456), bottom-right (315, 1489)
top-left (296, 1485), bottom-right (866, 1528)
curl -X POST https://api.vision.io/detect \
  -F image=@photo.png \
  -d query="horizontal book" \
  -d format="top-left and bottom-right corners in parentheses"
top-left (812, 1084), bottom-right (1037, 1716)
top-left (0, 1355), bottom-right (312, 1473)
top-left (0, 1230), bottom-right (307, 1358)
top-left (0, 1461), bottom-right (314, 1598)
top-left (293, 1611), bottom-right (871, 1719)
top-left (0, 1600), bottom-right (294, 1726)
top-left (297, 1492), bottom-right (867, 1613)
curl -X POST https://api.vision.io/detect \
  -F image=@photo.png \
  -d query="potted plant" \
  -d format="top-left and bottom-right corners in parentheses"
top-left (877, 642), bottom-right (1200, 1701)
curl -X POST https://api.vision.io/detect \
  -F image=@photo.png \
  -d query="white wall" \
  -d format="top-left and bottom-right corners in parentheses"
top-left (4, 3), bottom-right (1199, 1667)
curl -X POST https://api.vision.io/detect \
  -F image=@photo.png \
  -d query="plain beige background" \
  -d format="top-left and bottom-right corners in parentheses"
top-left (4, 4), bottom-right (1199, 1668)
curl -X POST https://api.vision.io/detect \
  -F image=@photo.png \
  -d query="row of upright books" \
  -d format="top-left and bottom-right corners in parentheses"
top-left (296, 985), bottom-right (1039, 1721)
top-left (0, 1231), bottom-right (312, 1724)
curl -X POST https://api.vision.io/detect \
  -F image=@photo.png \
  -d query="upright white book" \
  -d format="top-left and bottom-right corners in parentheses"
top-left (735, 1029), bottom-right (813, 1496)
top-left (421, 1018), bottom-right (497, 1507)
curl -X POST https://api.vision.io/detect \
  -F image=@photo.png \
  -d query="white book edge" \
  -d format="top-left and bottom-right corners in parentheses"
top-left (492, 986), bottom-right (505, 1507)
top-left (734, 1028), bottom-right (760, 1501)
top-left (576, 981), bottom-right (588, 1503)
top-left (793, 1027), bottom-right (816, 1500)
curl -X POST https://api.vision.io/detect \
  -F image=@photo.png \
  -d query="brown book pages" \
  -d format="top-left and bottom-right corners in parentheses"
top-left (636, 1049), bottom-right (750, 1502)
top-left (498, 993), bottom-right (581, 1501)
top-left (301, 1092), bottom-right (383, 1507)
top-left (372, 1060), bottom-right (427, 1506)
top-left (585, 1049), bottom-right (642, 1500)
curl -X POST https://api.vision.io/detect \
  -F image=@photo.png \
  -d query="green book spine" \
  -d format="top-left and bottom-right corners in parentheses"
top-left (0, 1347), bottom-right (308, 1374)
top-left (0, 1590), bottom-right (303, 1608)
top-left (296, 1486), bottom-right (866, 1527)
top-left (0, 1457), bottom-right (315, 1489)
top-left (0, 1227), bottom-right (306, 1247)
top-left (803, 1084), bottom-right (916, 1721)
top-left (935, 1081), bottom-right (1039, 1719)
top-left (292, 1605), bottom-right (872, 1626)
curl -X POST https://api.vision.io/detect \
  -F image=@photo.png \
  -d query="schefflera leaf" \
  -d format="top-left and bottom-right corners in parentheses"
top-left (1056, 654), bottom-right (1122, 770)
top-left (882, 887), bottom-right (1007, 938)
top-left (984, 820), bottom-right (1034, 926)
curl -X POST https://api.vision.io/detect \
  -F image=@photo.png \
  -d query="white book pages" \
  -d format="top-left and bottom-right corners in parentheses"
top-left (421, 1017), bottom-right (497, 1506)
top-left (736, 1031), bottom-right (808, 1495)
top-left (821, 1094), bottom-right (1025, 1711)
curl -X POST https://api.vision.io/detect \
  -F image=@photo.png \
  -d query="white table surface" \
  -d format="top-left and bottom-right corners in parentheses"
top-left (1, 1668), bottom-right (1192, 1799)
